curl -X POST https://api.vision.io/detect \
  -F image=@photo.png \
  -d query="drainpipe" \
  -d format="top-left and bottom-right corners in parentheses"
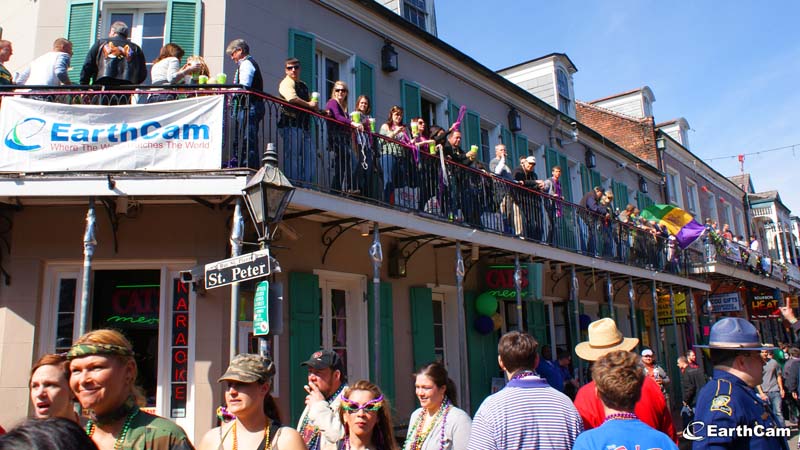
top-left (79, 197), bottom-right (97, 336)
top-left (629, 277), bottom-right (638, 342)
top-left (687, 287), bottom-right (704, 373)
top-left (514, 255), bottom-right (523, 329)
top-left (606, 272), bottom-right (615, 320)
top-left (651, 280), bottom-right (661, 359)
top-left (455, 242), bottom-right (470, 411)
top-left (571, 266), bottom-right (583, 384)
top-left (229, 199), bottom-right (244, 361)
top-left (370, 222), bottom-right (383, 386)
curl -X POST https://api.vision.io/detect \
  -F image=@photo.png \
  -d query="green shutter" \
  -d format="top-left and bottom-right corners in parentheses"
top-left (65, 0), bottom-right (99, 79)
top-left (515, 134), bottom-right (528, 160)
top-left (400, 80), bottom-right (421, 121)
top-left (367, 282), bottom-right (395, 406)
top-left (599, 303), bottom-right (611, 319)
top-left (526, 300), bottom-right (548, 346)
top-left (465, 290), bottom-right (498, 414)
top-left (289, 29), bottom-right (316, 90)
top-left (409, 287), bottom-right (436, 370)
top-left (545, 147), bottom-right (558, 174)
top-left (289, 272), bottom-right (321, 424)
top-left (580, 164), bottom-right (591, 195)
top-left (591, 170), bottom-right (603, 191)
top-left (165, 0), bottom-right (201, 65)
top-left (448, 99), bottom-right (460, 129)
top-left (501, 126), bottom-right (514, 162)
top-left (464, 110), bottom-right (481, 155)
top-left (526, 262), bottom-right (543, 301)
top-left (612, 181), bottom-right (629, 210)
top-left (355, 57), bottom-right (375, 106)
top-left (558, 153), bottom-right (572, 202)
top-left (637, 192), bottom-right (654, 210)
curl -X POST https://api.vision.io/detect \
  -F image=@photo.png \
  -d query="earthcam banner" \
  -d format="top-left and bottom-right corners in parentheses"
top-left (0, 96), bottom-right (224, 171)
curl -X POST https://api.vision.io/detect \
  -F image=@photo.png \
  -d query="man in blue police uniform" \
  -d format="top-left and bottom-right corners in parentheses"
top-left (691, 317), bottom-right (789, 450)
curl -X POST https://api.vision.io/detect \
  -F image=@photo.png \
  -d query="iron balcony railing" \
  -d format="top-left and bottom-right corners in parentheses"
top-left (0, 85), bottom-right (685, 273)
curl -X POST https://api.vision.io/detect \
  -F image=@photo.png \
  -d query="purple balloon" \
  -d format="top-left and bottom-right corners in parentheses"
top-left (474, 315), bottom-right (494, 335)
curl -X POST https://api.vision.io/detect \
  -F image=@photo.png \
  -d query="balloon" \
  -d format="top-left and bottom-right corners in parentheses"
top-left (579, 314), bottom-right (592, 331)
top-left (492, 313), bottom-right (504, 330)
top-left (475, 292), bottom-right (498, 316)
top-left (474, 315), bottom-right (494, 335)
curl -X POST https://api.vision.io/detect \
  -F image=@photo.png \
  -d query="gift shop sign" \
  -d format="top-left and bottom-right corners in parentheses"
top-left (707, 292), bottom-right (741, 313)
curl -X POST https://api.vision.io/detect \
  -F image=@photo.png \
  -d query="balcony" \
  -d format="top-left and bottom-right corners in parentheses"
top-left (0, 85), bottom-right (690, 278)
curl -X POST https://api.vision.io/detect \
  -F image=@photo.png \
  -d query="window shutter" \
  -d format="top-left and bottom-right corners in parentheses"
top-left (558, 153), bottom-right (572, 202)
top-left (465, 290), bottom-right (497, 414)
top-left (526, 262), bottom-right (543, 301)
top-left (448, 99), bottom-right (460, 129)
top-left (545, 147), bottom-right (558, 174)
top-left (637, 192), bottom-right (654, 210)
top-left (591, 170), bottom-right (603, 191)
top-left (165, 0), bottom-right (201, 66)
top-left (599, 303), bottom-right (611, 319)
top-left (526, 300), bottom-right (548, 347)
top-left (464, 110), bottom-right (481, 155)
top-left (400, 80), bottom-right (421, 121)
top-left (289, 272), bottom-right (321, 424)
top-left (65, 0), bottom-right (99, 79)
top-left (409, 287), bottom-right (435, 370)
top-left (367, 282), bottom-right (395, 405)
top-left (515, 134), bottom-right (528, 159)
top-left (289, 29), bottom-right (316, 90)
top-left (501, 127), bottom-right (514, 162)
top-left (580, 164), bottom-right (591, 195)
top-left (355, 57), bottom-right (375, 106)
top-left (612, 181), bottom-right (629, 210)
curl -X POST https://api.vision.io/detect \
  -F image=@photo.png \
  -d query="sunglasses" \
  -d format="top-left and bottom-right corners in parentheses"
top-left (286, 65), bottom-right (300, 70)
top-left (340, 394), bottom-right (384, 413)
top-left (334, 88), bottom-right (347, 92)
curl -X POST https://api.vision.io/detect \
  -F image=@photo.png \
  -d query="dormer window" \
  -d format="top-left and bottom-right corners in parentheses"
top-left (643, 96), bottom-right (652, 117)
top-left (556, 68), bottom-right (572, 115)
top-left (404, 0), bottom-right (427, 31)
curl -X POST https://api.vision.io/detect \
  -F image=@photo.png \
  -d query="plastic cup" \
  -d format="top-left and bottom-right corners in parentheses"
top-left (429, 141), bottom-right (436, 154)
top-left (216, 73), bottom-right (227, 84)
top-left (411, 121), bottom-right (419, 136)
top-left (369, 118), bottom-right (376, 132)
top-left (198, 75), bottom-right (209, 85)
top-left (471, 144), bottom-right (479, 153)
top-left (311, 92), bottom-right (320, 102)
top-left (351, 111), bottom-right (361, 123)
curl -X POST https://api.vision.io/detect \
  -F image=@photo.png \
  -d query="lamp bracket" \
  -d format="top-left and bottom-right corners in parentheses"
top-left (399, 236), bottom-right (438, 264)
top-left (550, 270), bottom-right (571, 289)
top-left (100, 198), bottom-right (120, 254)
top-left (583, 272), bottom-right (600, 296)
top-left (321, 219), bottom-right (367, 264)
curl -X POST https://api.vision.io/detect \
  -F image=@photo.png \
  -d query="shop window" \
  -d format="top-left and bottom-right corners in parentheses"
top-left (432, 293), bottom-right (446, 363)
top-left (316, 273), bottom-right (368, 380)
top-left (55, 277), bottom-right (78, 353)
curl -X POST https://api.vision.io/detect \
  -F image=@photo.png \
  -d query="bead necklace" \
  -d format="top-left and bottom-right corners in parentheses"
top-left (406, 397), bottom-right (451, 450)
top-left (300, 384), bottom-right (347, 447)
top-left (509, 370), bottom-right (536, 381)
top-left (86, 408), bottom-right (139, 450)
top-left (232, 420), bottom-right (270, 450)
top-left (605, 412), bottom-right (637, 421)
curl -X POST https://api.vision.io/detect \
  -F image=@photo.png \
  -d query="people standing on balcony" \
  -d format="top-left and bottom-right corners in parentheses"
top-left (79, 21), bottom-right (146, 104)
top-left (297, 350), bottom-right (347, 450)
top-left (14, 38), bottom-right (72, 87)
top-left (489, 144), bottom-right (521, 237)
top-left (598, 190), bottom-right (615, 257)
top-left (325, 81), bottom-right (357, 194)
top-left (0, 40), bottom-right (15, 86)
top-left (513, 156), bottom-right (542, 240)
top-left (578, 187), bottom-right (604, 256)
top-left (278, 57), bottom-right (318, 184)
top-left (722, 223), bottom-right (733, 241)
top-left (29, 354), bottom-right (79, 422)
top-left (197, 354), bottom-right (305, 450)
top-left (146, 44), bottom-right (199, 104)
top-left (379, 106), bottom-right (409, 204)
top-left (403, 362), bottom-right (471, 450)
top-left (442, 131), bottom-right (470, 222)
top-left (338, 380), bottom-right (397, 450)
top-left (225, 39), bottom-right (264, 170)
top-left (538, 166), bottom-right (563, 245)
top-left (351, 95), bottom-right (379, 199)
top-left (67, 329), bottom-right (193, 450)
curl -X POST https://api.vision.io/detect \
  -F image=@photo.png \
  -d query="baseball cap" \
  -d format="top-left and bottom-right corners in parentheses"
top-left (218, 353), bottom-right (275, 384)
top-left (301, 350), bottom-right (345, 373)
top-left (694, 317), bottom-right (774, 351)
top-left (525, 156), bottom-right (536, 164)
top-left (641, 349), bottom-right (654, 357)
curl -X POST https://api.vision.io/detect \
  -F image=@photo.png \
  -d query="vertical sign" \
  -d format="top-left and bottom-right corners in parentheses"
top-left (253, 281), bottom-right (269, 336)
top-left (170, 280), bottom-right (190, 418)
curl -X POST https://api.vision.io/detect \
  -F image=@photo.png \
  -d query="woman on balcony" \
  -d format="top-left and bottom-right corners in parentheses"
top-left (352, 95), bottom-right (379, 199)
top-left (147, 43), bottom-right (201, 103)
top-left (326, 81), bottom-right (357, 194)
top-left (379, 106), bottom-right (411, 204)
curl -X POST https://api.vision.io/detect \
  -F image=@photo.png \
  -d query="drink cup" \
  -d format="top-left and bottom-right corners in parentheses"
top-left (429, 141), bottom-right (436, 154)
top-left (411, 121), bottom-right (419, 136)
top-left (198, 75), bottom-right (209, 85)
top-left (351, 111), bottom-right (361, 123)
top-left (311, 92), bottom-right (320, 102)
top-left (471, 144), bottom-right (479, 154)
top-left (369, 118), bottom-right (376, 132)
top-left (216, 73), bottom-right (227, 84)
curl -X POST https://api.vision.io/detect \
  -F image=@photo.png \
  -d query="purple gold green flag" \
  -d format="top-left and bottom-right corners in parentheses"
top-left (640, 204), bottom-right (706, 249)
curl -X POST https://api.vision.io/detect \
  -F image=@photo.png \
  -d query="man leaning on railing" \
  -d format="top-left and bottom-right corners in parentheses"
top-left (278, 57), bottom-right (318, 183)
top-left (226, 39), bottom-right (265, 169)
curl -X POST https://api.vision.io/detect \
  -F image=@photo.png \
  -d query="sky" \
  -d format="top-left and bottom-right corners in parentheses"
top-left (436, 1), bottom-right (800, 214)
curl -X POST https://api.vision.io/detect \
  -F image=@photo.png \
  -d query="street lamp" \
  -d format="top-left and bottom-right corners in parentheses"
top-left (242, 143), bottom-right (295, 246)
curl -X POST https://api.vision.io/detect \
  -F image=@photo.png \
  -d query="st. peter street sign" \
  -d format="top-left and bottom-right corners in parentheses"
top-left (205, 248), bottom-right (272, 289)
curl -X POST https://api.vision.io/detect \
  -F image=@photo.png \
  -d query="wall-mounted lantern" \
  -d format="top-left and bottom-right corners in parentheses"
top-left (381, 41), bottom-right (398, 72)
top-left (585, 148), bottom-right (596, 169)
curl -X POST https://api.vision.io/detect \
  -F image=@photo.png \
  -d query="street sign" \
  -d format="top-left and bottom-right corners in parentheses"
top-left (205, 248), bottom-right (271, 289)
top-left (253, 281), bottom-right (269, 336)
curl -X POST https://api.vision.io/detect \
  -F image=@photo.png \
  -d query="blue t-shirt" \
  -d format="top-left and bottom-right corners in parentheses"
top-left (536, 358), bottom-right (564, 392)
top-left (572, 418), bottom-right (678, 450)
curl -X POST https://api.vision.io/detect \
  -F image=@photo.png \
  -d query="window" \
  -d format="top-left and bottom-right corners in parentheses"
top-left (735, 209), bottom-right (746, 237)
top-left (431, 293), bottom-right (446, 363)
top-left (322, 57), bottom-right (340, 105)
top-left (421, 97), bottom-right (436, 129)
top-left (556, 68), bottom-right (572, 115)
top-left (55, 276), bottom-right (78, 353)
top-left (722, 203), bottom-right (733, 231)
top-left (643, 97), bottom-right (653, 117)
top-left (403, 0), bottom-right (427, 31)
top-left (665, 168), bottom-right (681, 207)
top-left (104, 9), bottom-right (166, 81)
top-left (480, 127), bottom-right (491, 163)
top-left (686, 180), bottom-right (698, 214)
top-left (316, 272), bottom-right (368, 380)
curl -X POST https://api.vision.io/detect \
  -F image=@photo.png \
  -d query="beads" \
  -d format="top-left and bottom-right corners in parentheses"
top-left (232, 420), bottom-right (270, 450)
top-left (406, 398), bottom-right (451, 450)
top-left (86, 408), bottom-right (139, 450)
top-left (605, 412), bottom-right (638, 421)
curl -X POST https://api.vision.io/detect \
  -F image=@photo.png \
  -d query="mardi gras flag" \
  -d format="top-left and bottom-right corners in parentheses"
top-left (640, 204), bottom-right (706, 249)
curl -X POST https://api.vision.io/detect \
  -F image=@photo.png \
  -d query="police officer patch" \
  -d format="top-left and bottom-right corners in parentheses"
top-left (710, 394), bottom-right (733, 416)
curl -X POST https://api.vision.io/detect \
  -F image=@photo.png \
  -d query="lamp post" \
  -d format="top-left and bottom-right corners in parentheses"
top-left (241, 143), bottom-right (295, 357)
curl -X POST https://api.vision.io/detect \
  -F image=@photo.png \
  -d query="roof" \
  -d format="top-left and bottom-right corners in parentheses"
top-left (496, 52), bottom-right (578, 74)
top-left (587, 86), bottom-right (654, 104)
top-left (727, 174), bottom-right (753, 194)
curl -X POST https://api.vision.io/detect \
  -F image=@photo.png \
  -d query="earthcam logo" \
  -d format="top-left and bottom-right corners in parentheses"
top-left (683, 421), bottom-right (790, 440)
top-left (4, 117), bottom-right (46, 151)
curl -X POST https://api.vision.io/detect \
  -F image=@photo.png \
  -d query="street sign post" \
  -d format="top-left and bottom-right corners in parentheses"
top-left (205, 248), bottom-right (272, 290)
top-left (253, 281), bottom-right (269, 336)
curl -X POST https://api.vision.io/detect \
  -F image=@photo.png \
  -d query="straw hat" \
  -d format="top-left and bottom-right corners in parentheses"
top-left (575, 318), bottom-right (639, 361)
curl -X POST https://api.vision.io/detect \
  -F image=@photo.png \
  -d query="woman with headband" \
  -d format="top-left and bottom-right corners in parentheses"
top-left (337, 380), bottom-right (397, 450)
top-left (67, 329), bottom-right (193, 450)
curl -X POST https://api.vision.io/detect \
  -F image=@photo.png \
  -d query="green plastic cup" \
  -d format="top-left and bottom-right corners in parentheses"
top-left (216, 73), bottom-right (227, 84)
top-left (351, 111), bottom-right (361, 123)
top-left (411, 121), bottom-right (419, 136)
top-left (311, 92), bottom-right (320, 102)
top-left (471, 145), bottom-right (479, 153)
top-left (369, 118), bottom-right (376, 132)
top-left (429, 141), bottom-right (436, 154)
top-left (198, 75), bottom-right (209, 85)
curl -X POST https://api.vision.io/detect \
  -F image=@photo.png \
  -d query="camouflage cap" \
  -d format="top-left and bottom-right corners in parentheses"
top-left (218, 353), bottom-right (275, 384)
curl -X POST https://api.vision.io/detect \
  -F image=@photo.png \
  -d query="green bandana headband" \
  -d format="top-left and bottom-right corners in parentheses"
top-left (66, 343), bottom-right (134, 360)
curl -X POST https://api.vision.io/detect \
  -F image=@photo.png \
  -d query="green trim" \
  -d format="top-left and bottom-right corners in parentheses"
top-left (288, 29), bottom-right (316, 90)
top-left (400, 80), bottom-right (422, 121)
top-left (355, 56), bottom-right (375, 106)
top-left (165, 0), bottom-right (202, 65)
top-left (409, 287), bottom-right (435, 370)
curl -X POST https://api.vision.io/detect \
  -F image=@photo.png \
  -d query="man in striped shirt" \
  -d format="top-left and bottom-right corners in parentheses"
top-left (467, 331), bottom-right (583, 450)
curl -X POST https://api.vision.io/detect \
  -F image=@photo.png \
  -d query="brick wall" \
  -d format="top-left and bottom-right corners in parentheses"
top-left (577, 102), bottom-right (658, 164)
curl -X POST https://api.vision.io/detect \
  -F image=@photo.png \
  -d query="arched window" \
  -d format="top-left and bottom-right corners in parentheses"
top-left (556, 68), bottom-right (572, 115)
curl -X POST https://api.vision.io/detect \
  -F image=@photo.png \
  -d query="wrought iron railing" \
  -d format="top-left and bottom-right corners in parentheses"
top-left (0, 85), bottom-right (685, 273)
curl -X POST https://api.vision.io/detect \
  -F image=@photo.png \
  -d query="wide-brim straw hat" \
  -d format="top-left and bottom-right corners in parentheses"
top-left (575, 318), bottom-right (639, 361)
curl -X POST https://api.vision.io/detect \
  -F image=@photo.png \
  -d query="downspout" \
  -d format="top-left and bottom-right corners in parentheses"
top-left (79, 197), bottom-right (97, 336)
top-left (370, 222), bottom-right (383, 386)
top-left (229, 198), bottom-right (245, 361)
top-left (455, 242), bottom-right (470, 412)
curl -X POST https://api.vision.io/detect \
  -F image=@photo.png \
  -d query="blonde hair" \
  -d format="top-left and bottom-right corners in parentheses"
top-left (184, 55), bottom-right (210, 76)
top-left (71, 329), bottom-right (145, 405)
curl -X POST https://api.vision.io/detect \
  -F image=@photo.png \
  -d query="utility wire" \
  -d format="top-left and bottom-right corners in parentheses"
top-left (704, 143), bottom-right (799, 162)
